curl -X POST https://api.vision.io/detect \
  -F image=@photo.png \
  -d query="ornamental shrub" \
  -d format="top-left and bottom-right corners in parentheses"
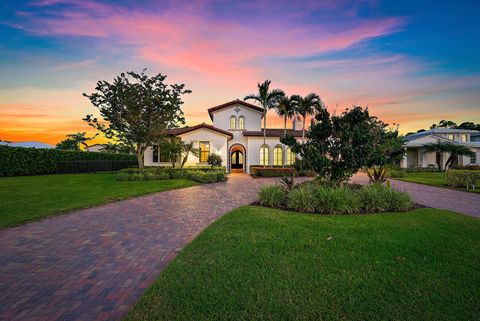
top-left (116, 167), bottom-right (226, 183)
top-left (287, 184), bottom-right (317, 213)
top-left (445, 170), bottom-right (480, 189)
top-left (258, 185), bottom-right (286, 208)
top-left (207, 153), bottom-right (223, 167)
top-left (352, 184), bottom-right (389, 213)
top-left (0, 145), bottom-right (136, 177)
top-left (314, 187), bottom-right (359, 214)
top-left (383, 187), bottom-right (413, 212)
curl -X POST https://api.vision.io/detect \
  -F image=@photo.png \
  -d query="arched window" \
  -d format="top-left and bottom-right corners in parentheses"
top-left (286, 147), bottom-right (295, 165)
top-left (230, 116), bottom-right (236, 129)
top-left (273, 145), bottom-right (283, 166)
top-left (238, 116), bottom-right (245, 130)
top-left (259, 145), bottom-right (269, 166)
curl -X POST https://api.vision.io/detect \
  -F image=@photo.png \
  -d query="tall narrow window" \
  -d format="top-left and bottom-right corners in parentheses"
top-left (471, 153), bottom-right (477, 164)
top-left (461, 134), bottom-right (468, 142)
top-left (273, 145), bottom-right (283, 166)
top-left (259, 145), bottom-right (269, 166)
top-left (199, 141), bottom-right (210, 162)
top-left (238, 116), bottom-right (245, 130)
top-left (152, 146), bottom-right (159, 162)
top-left (286, 147), bottom-right (295, 165)
top-left (230, 116), bottom-right (236, 129)
top-left (448, 134), bottom-right (454, 141)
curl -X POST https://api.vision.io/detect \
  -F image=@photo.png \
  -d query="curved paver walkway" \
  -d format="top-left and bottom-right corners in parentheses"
top-left (0, 174), bottom-right (292, 321)
top-left (351, 172), bottom-right (480, 218)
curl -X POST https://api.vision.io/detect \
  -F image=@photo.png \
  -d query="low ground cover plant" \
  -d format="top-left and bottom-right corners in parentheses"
top-left (116, 167), bottom-right (227, 183)
top-left (258, 181), bottom-right (413, 214)
top-left (250, 166), bottom-right (316, 177)
top-left (445, 170), bottom-right (480, 190)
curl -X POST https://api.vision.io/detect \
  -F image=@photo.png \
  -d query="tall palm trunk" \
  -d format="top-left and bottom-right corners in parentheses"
top-left (283, 115), bottom-right (287, 168)
top-left (263, 108), bottom-right (267, 167)
top-left (302, 115), bottom-right (306, 143)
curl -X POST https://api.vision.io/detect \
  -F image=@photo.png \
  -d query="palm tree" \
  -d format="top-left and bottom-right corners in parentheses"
top-left (180, 141), bottom-right (200, 168)
top-left (424, 142), bottom-right (474, 171)
top-left (275, 96), bottom-right (297, 138)
top-left (66, 132), bottom-right (98, 150)
top-left (160, 138), bottom-right (183, 168)
top-left (291, 93), bottom-right (322, 142)
top-left (244, 80), bottom-right (285, 155)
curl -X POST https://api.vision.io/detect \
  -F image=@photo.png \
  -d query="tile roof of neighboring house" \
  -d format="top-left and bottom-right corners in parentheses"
top-left (243, 129), bottom-right (304, 137)
top-left (207, 99), bottom-right (264, 120)
top-left (164, 123), bottom-right (234, 139)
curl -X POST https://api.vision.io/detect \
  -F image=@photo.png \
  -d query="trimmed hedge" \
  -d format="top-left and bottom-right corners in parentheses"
top-left (116, 167), bottom-right (227, 183)
top-left (250, 166), bottom-right (316, 177)
top-left (451, 164), bottom-right (480, 171)
top-left (445, 170), bottom-right (480, 189)
top-left (258, 182), bottom-right (413, 214)
top-left (0, 145), bottom-right (136, 177)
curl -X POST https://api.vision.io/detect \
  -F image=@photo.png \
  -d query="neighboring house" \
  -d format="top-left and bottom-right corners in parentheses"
top-left (144, 99), bottom-right (303, 173)
top-left (85, 144), bottom-right (107, 152)
top-left (401, 128), bottom-right (480, 168)
top-left (0, 141), bottom-right (53, 149)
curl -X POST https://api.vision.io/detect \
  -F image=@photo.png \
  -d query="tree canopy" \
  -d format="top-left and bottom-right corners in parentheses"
top-left (83, 70), bottom-right (191, 167)
top-left (282, 106), bottom-right (404, 183)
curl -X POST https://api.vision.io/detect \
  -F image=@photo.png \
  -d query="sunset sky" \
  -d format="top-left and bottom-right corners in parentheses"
top-left (1, 0), bottom-right (479, 145)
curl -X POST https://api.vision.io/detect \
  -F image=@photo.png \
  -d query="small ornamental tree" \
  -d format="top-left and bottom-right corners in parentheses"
top-left (83, 70), bottom-right (190, 168)
top-left (424, 142), bottom-right (474, 171)
top-left (282, 106), bottom-right (401, 184)
top-left (207, 153), bottom-right (223, 168)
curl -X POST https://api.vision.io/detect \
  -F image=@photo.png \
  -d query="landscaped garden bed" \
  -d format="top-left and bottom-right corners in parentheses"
top-left (116, 167), bottom-right (227, 183)
top-left (257, 181), bottom-right (413, 214)
top-left (126, 206), bottom-right (480, 321)
top-left (250, 166), bottom-right (316, 177)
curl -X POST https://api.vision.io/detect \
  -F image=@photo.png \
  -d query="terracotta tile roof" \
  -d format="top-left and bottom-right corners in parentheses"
top-left (207, 99), bottom-right (264, 120)
top-left (164, 123), bottom-right (233, 139)
top-left (243, 129), bottom-right (304, 137)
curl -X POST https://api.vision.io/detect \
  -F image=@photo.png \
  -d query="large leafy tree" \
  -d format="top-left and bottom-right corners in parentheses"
top-left (282, 106), bottom-right (399, 183)
top-left (291, 93), bottom-right (322, 142)
top-left (424, 142), bottom-right (474, 170)
top-left (83, 70), bottom-right (190, 168)
top-left (244, 80), bottom-right (285, 150)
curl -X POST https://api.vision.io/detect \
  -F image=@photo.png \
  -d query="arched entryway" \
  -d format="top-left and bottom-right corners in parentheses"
top-left (229, 144), bottom-right (246, 173)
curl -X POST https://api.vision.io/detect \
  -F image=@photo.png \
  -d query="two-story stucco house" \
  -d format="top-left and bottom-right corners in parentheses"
top-left (401, 128), bottom-right (480, 168)
top-left (144, 99), bottom-right (304, 173)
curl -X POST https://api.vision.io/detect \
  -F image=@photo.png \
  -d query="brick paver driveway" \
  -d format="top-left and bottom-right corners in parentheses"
top-left (352, 172), bottom-right (480, 218)
top-left (0, 174), bottom-right (288, 321)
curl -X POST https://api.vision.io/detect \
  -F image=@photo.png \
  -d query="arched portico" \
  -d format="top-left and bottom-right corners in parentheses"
top-left (228, 143), bottom-right (246, 173)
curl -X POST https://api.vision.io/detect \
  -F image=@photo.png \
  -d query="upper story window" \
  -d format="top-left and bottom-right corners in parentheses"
top-left (273, 145), bottom-right (283, 166)
top-left (447, 134), bottom-right (454, 141)
top-left (230, 116), bottom-right (236, 129)
top-left (259, 145), bottom-right (269, 166)
top-left (238, 116), bottom-right (245, 130)
top-left (461, 134), bottom-right (468, 142)
top-left (199, 141), bottom-right (210, 162)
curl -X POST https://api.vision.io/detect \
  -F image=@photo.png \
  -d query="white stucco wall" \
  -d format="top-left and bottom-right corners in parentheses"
top-left (245, 136), bottom-right (301, 172)
top-left (144, 128), bottom-right (229, 168)
top-left (211, 104), bottom-right (262, 131)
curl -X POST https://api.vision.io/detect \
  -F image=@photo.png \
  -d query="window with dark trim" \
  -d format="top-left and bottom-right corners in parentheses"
top-left (199, 141), bottom-right (210, 162)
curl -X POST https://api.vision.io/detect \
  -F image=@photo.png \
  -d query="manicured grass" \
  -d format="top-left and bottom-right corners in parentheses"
top-left (395, 172), bottom-right (480, 193)
top-left (0, 173), bottom-right (198, 228)
top-left (126, 206), bottom-right (480, 321)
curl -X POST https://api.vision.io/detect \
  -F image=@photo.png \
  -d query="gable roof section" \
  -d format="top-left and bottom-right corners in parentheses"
top-left (164, 123), bottom-right (233, 139)
top-left (207, 99), bottom-right (264, 120)
top-left (243, 129), bottom-right (303, 138)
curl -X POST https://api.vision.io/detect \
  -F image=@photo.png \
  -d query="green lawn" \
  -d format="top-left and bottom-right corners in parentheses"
top-left (0, 174), bottom-right (198, 228)
top-left (395, 172), bottom-right (480, 193)
top-left (126, 206), bottom-right (480, 321)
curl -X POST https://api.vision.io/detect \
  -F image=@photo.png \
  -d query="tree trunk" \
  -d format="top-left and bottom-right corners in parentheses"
top-left (136, 151), bottom-right (144, 168)
top-left (263, 109), bottom-right (267, 168)
top-left (283, 115), bottom-right (287, 168)
top-left (302, 116), bottom-right (306, 143)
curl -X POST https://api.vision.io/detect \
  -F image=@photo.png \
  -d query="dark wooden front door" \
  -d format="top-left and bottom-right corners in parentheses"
top-left (231, 151), bottom-right (244, 170)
